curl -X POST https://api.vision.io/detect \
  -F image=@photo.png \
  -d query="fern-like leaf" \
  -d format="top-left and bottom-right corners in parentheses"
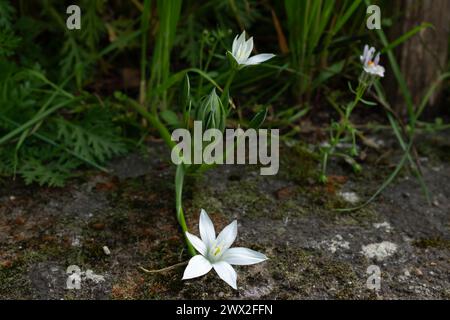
top-left (56, 114), bottom-right (126, 163)
top-left (19, 157), bottom-right (80, 187)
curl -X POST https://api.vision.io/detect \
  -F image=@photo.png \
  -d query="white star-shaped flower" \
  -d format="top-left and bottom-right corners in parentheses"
top-left (229, 31), bottom-right (275, 68)
top-left (182, 209), bottom-right (268, 289)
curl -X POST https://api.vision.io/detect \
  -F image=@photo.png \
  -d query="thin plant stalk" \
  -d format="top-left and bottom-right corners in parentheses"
top-left (139, 0), bottom-right (152, 105)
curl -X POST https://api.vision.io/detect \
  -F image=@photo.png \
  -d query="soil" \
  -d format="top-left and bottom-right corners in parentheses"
top-left (0, 131), bottom-right (449, 300)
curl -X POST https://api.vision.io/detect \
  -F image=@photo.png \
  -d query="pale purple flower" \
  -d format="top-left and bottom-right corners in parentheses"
top-left (360, 44), bottom-right (385, 77)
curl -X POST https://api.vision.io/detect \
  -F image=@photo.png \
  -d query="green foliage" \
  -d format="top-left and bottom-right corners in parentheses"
top-left (80, 0), bottom-right (105, 51)
top-left (55, 108), bottom-right (127, 163)
top-left (148, 0), bottom-right (183, 108)
top-left (0, 29), bottom-right (21, 57)
top-left (0, 0), bottom-right (15, 28)
top-left (319, 80), bottom-right (371, 182)
top-left (18, 148), bottom-right (81, 187)
top-left (0, 1), bottom-right (136, 187)
top-left (195, 88), bottom-right (226, 131)
top-left (0, 0), bottom-right (20, 57)
top-left (285, 0), bottom-right (364, 102)
top-left (0, 0), bottom-right (447, 195)
top-left (0, 59), bottom-right (126, 187)
top-left (57, 0), bottom-right (105, 88)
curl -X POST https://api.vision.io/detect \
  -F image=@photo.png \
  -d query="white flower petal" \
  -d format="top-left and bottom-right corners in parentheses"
top-left (245, 53), bottom-right (275, 66)
top-left (363, 65), bottom-right (374, 74)
top-left (237, 31), bottom-right (246, 45)
top-left (364, 64), bottom-right (385, 77)
top-left (215, 220), bottom-right (237, 252)
top-left (242, 37), bottom-right (254, 61)
top-left (185, 231), bottom-right (207, 256)
top-left (361, 47), bottom-right (367, 63)
top-left (199, 209), bottom-right (216, 247)
top-left (236, 42), bottom-right (247, 63)
top-left (374, 52), bottom-right (380, 65)
top-left (232, 31), bottom-right (246, 63)
top-left (374, 65), bottom-right (385, 77)
top-left (222, 247), bottom-right (268, 265)
top-left (363, 44), bottom-right (369, 57)
top-left (182, 255), bottom-right (212, 280)
top-left (362, 46), bottom-right (373, 66)
top-left (232, 35), bottom-right (239, 57)
top-left (213, 261), bottom-right (237, 289)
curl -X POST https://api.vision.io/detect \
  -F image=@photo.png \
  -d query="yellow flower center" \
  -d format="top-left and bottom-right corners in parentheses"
top-left (213, 247), bottom-right (221, 256)
top-left (368, 60), bottom-right (374, 66)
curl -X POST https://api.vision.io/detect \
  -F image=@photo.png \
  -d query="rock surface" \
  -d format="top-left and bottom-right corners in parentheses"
top-left (1, 134), bottom-right (449, 300)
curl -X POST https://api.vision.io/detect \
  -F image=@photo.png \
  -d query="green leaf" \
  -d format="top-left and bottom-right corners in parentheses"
top-left (249, 106), bottom-right (268, 129)
top-left (381, 22), bottom-right (432, 54)
top-left (0, 29), bottom-right (21, 57)
top-left (360, 98), bottom-right (377, 106)
top-left (180, 74), bottom-right (192, 127)
top-left (312, 60), bottom-right (345, 90)
top-left (226, 51), bottom-right (238, 69)
top-left (180, 73), bottom-right (191, 110)
top-left (160, 110), bottom-right (181, 128)
top-left (55, 110), bottom-right (126, 164)
top-left (19, 156), bottom-right (79, 187)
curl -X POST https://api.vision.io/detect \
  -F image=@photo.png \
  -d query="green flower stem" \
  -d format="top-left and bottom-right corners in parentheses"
top-left (125, 96), bottom-right (196, 256)
top-left (175, 164), bottom-right (196, 256)
top-left (320, 80), bottom-right (367, 180)
top-left (139, 0), bottom-right (151, 105)
top-left (126, 97), bottom-right (176, 150)
top-left (346, 82), bottom-right (367, 117)
top-left (221, 69), bottom-right (237, 109)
